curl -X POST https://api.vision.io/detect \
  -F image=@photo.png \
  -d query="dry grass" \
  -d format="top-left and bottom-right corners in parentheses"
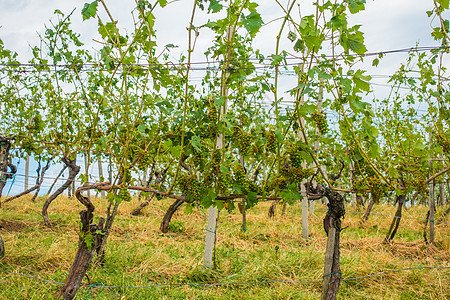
top-left (0, 194), bottom-right (449, 299)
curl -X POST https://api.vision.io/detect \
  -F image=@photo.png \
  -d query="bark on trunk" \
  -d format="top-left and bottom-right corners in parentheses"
top-left (321, 188), bottom-right (345, 300)
top-left (131, 192), bottom-right (155, 216)
top-left (384, 194), bottom-right (406, 243)
top-left (362, 198), bottom-right (375, 222)
top-left (268, 199), bottom-right (280, 218)
top-left (356, 194), bottom-right (364, 208)
top-left (281, 202), bottom-right (287, 216)
top-left (423, 206), bottom-right (436, 244)
top-left (46, 165), bottom-right (68, 196)
top-left (0, 235), bottom-right (4, 259)
top-left (30, 159), bottom-right (52, 202)
top-left (160, 199), bottom-right (184, 233)
top-left (57, 187), bottom-right (105, 300)
top-left (131, 166), bottom-right (165, 215)
top-left (2, 185), bottom-right (39, 204)
top-left (95, 202), bottom-right (119, 266)
top-left (423, 210), bottom-right (430, 244)
top-left (0, 138), bottom-right (12, 197)
top-left (43, 156), bottom-right (80, 226)
top-left (325, 228), bottom-right (341, 300)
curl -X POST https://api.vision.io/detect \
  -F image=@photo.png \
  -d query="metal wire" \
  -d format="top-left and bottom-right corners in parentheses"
top-left (0, 266), bottom-right (448, 289)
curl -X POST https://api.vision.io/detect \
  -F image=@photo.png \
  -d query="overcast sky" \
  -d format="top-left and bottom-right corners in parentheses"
top-left (0, 1), bottom-right (441, 61)
top-left (0, 0), bottom-right (447, 195)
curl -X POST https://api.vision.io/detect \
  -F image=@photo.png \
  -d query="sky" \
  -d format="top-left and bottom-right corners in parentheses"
top-left (0, 0), bottom-right (447, 196)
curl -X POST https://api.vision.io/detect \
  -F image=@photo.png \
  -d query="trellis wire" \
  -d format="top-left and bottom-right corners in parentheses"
top-left (0, 266), bottom-right (448, 290)
top-left (314, 209), bottom-right (450, 225)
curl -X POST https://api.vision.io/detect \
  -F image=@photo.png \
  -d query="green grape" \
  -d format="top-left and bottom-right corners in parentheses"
top-left (265, 130), bottom-right (276, 153)
top-left (119, 187), bottom-right (132, 202)
top-left (311, 111), bottom-right (328, 134)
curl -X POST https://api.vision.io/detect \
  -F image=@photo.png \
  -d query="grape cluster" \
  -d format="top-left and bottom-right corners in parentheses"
top-left (436, 132), bottom-right (450, 153)
top-left (232, 127), bottom-right (253, 154)
top-left (217, 173), bottom-right (231, 193)
top-left (238, 113), bottom-right (250, 126)
top-left (118, 186), bottom-right (132, 202)
top-left (266, 174), bottom-right (288, 192)
top-left (201, 149), bottom-right (221, 188)
top-left (178, 174), bottom-right (201, 201)
top-left (211, 149), bottom-right (221, 175)
top-left (192, 147), bottom-right (205, 166)
top-left (290, 166), bottom-right (314, 182)
top-left (137, 152), bottom-right (152, 171)
top-left (122, 167), bottom-right (132, 185)
top-left (265, 130), bottom-right (277, 153)
top-left (403, 172), bottom-right (426, 194)
top-left (311, 111), bottom-right (328, 134)
top-left (201, 172), bottom-right (214, 189)
top-left (207, 100), bottom-right (218, 123)
top-left (248, 181), bottom-right (262, 194)
top-left (233, 164), bottom-right (246, 184)
top-left (286, 142), bottom-right (306, 168)
top-left (352, 177), bottom-right (366, 193)
top-left (232, 164), bottom-right (262, 194)
top-left (367, 176), bottom-right (386, 200)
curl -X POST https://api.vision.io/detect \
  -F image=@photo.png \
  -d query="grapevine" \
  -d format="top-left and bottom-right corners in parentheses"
top-left (311, 111), bottom-right (328, 135)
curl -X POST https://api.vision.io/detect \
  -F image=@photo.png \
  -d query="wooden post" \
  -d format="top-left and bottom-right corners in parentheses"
top-left (297, 70), bottom-right (309, 239)
top-left (203, 24), bottom-right (233, 267)
top-left (25, 155), bottom-right (29, 191)
top-left (429, 179), bottom-right (435, 244)
top-left (203, 206), bottom-right (218, 268)
top-left (428, 128), bottom-right (435, 244)
top-left (301, 191), bottom-right (309, 239)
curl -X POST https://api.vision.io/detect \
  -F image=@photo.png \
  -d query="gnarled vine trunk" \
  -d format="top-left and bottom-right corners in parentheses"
top-left (0, 235), bottom-right (4, 259)
top-left (384, 194), bottom-right (406, 243)
top-left (0, 138), bottom-right (12, 197)
top-left (160, 199), bottom-right (184, 233)
top-left (42, 156), bottom-right (80, 226)
top-left (268, 199), bottom-right (280, 218)
top-left (131, 192), bottom-right (155, 215)
top-left (321, 188), bottom-right (345, 300)
top-left (57, 185), bottom-right (105, 300)
top-left (362, 197), bottom-right (375, 222)
top-left (131, 166), bottom-right (166, 215)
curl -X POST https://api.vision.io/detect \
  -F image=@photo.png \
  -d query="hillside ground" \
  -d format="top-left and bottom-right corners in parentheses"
top-left (0, 194), bottom-right (449, 299)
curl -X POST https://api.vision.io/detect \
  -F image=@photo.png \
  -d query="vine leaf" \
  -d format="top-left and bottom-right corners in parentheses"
top-left (437, 0), bottom-right (449, 9)
top-left (347, 0), bottom-right (366, 14)
top-left (157, 0), bottom-right (167, 8)
top-left (241, 12), bottom-right (263, 36)
top-left (81, 1), bottom-right (98, 20)
top-left (208, 0), bottom-right (223, 13)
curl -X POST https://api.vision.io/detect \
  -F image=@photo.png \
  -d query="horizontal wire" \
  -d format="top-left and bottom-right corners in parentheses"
top-left (0, 46), bottom-right (447, 73)
top-left (314, 209), bottom-right (450, 225)
top-left (0, 266), bottom-right (448, 289)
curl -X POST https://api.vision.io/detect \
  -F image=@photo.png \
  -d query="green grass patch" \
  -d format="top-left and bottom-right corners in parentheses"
top-left (0, 195), bottom-right (448, 299)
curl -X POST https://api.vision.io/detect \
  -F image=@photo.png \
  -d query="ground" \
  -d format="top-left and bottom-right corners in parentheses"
top-left (0, 195), bottom-right (449, 299)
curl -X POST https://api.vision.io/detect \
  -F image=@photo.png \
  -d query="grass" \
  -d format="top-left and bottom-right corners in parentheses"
top-left (0, 195), bottom-right (449, 299)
